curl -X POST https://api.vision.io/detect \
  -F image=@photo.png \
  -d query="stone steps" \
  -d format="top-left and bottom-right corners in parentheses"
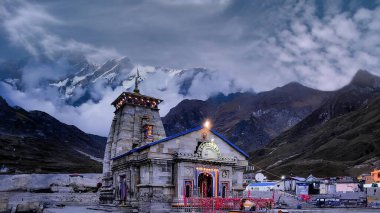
top-left (88, 204), bottom-right (139, 212)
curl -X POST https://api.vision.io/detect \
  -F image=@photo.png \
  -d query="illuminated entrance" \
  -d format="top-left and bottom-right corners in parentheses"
top-left (198, 173), bottom-right (213, 197)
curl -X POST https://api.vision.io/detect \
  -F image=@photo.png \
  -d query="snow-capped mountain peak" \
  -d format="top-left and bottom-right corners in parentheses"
top-left (43, 54), bottom-right (214, 105)
top-left (0, 53), bottom-right (233, 109)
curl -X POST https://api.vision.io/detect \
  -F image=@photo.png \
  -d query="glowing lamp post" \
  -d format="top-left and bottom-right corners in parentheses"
top-left (203, 120), bottom-right (211, 129)
top-left (201, 120), bottom-right (212, 140)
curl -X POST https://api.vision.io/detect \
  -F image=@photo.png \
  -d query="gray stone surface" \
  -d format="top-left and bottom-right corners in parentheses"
top-left (1, 192), bottom-right (100, 213)
top-left (0, 197), bottom-right (8, 212)
top-left (0, 173), bottom-right (101, 192)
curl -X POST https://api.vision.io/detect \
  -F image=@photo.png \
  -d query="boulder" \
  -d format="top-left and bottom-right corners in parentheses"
top-left (15, 202), bottom-right (43, 213)
top-left (0, 198), bottom-right (8, 212)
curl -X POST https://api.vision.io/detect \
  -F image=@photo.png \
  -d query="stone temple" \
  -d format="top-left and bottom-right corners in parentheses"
top-left (100, 73), bottom-right (249, 212)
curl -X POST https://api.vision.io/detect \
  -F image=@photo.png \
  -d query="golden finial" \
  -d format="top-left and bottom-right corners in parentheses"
top-left (133, 69), bottom-right (141, 94)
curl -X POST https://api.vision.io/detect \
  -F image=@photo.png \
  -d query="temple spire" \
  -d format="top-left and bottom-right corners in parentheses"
top-left (133, 69), bottom-right (141, 94)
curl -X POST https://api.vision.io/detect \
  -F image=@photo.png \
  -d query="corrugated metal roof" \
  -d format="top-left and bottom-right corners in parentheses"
top-left (111, 126), bottom-right (249, 160)
top-left (291, 176), bottom-right (306, 181)
top-left (248, 182), bottom-right (277, 187)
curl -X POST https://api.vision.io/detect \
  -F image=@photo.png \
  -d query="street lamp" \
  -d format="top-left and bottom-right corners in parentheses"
top-left (203, 120), bottom-right (211, 129)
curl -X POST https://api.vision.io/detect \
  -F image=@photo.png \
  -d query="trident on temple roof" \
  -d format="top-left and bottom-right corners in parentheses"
top-left (133, 69), bottom-right (141, 94)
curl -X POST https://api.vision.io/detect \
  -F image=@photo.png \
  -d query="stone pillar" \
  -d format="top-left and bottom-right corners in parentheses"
top-left (129, 165), bottom-right (140, 208)
top-left (111, 110), bottom-right (122, 158)
top-left (232, 167), bottom-right (245, 197)
top-left (103, 117), bottom-right (117, 175)
top-left (100, 115), bottom-right (118, 204)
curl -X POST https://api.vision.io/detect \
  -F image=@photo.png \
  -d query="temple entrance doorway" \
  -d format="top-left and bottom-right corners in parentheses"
top-left (198, 172), bottom-right (213, 197)
top-left (221, 182), bottom-right (229, 198)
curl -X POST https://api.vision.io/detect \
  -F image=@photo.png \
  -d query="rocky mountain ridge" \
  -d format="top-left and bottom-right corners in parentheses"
top-left (0, 96), bottom-right (106, 173)
top-left (163, 81), bottom-right (332, 151)
top-left (251, 70), bottom-right (380, 177)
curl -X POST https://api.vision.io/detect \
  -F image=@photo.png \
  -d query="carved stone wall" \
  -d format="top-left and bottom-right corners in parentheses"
top-left (106, 103), bottom-right (166, 162)
top-left (101, 95), bottom-right (166, 204)
top-left (138, 186), bottom-right (174, 213)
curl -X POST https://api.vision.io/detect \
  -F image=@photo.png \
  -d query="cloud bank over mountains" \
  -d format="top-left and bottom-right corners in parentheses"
top-left (1, 0), bottom-right (380, 136)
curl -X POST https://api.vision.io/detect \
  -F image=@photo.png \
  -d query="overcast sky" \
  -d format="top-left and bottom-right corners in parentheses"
top-left (2, 0), bottom-right (380, 90)
top-left (1, 0), bottom-right (380, 135)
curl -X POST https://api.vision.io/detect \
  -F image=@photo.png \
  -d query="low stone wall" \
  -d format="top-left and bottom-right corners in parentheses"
top-left (2, 192), bottom-right (99, 205)
top-left (0, 192), bottom-right (99, 212)
top-left (0, 173), bottom-right (102, 192)
top-left (0, 173), bottom-right (102, 212)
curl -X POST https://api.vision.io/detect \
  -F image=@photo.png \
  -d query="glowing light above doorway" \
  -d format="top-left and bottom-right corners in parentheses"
top-left (196, 167), bottom-right (218, 172)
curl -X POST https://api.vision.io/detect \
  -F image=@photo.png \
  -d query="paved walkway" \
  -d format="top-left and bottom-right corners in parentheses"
top-left (43, 206), bottom-right (380, 213)
top-left (271, 208), bottom-right (380, 213)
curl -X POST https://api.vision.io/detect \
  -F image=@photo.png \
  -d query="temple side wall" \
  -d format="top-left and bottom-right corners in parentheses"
top-left (111, 110), bottom-right (122, 158)
top-left (103, 117), bottom-right (117, 175)
top-left (137, 160), bottom-right (174, 213)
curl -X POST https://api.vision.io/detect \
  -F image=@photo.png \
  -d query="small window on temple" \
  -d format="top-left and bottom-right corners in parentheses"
top-left (144, 125), bottom-right (154, 139)
top-left (185, 180), bottom-right (193, 197)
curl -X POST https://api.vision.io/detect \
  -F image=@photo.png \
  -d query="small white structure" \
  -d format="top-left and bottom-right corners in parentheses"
top-left (319, 183), bottom-right (336, 194)
top-left (336, 183), bottom-right (358, 193)
top-left (277, 176), bottom-right (305, 191)
top-left (246, 182), bottom-right (277, 191)
top-left (296, 183), bottom-right (309, 195)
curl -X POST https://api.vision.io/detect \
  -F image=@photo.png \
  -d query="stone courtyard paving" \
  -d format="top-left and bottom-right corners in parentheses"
top-left (271, 209), bottom-right (380, 213)
top-left (44, 206), bottom-right (106, 213)
top-left (42, 206), bottom-right (380, 213)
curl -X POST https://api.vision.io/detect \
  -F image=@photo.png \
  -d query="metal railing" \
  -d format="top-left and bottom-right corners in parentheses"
top-left (172, 189), bottom-right (274, 212)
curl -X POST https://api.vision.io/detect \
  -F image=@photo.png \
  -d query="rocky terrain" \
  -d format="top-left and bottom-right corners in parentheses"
top-left (0, 96), bottom-right (106, 174)
top-left (163, 82), bottom-right (331, 151)
top-left (251, 70), bottom-right (380, 177)
top-left (0, 173), bottom-right (101, 212)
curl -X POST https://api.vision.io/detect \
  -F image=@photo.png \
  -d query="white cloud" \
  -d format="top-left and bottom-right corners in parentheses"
top-left (1, 0), bottom-right (120, 63)
top-left (256, 1), bottom-right (380, 90)
top-left (156, 0), bottom-right (231, 6)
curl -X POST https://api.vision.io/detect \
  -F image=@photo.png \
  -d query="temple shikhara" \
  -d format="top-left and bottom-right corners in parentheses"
top-left (100, 71), bottom-right (249, 212)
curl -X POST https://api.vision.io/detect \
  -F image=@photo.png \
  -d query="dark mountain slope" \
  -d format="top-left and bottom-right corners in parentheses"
top-left (268, 70), bottom-right (380, 147)
top-left (163, 83), bottom-right (330, 151)
top-left (0, 97), bottom-right (106, 173)
top-left (163, 92), bottom-right (249, 136)
top-left (251, 70), bottom-right (380, 177)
